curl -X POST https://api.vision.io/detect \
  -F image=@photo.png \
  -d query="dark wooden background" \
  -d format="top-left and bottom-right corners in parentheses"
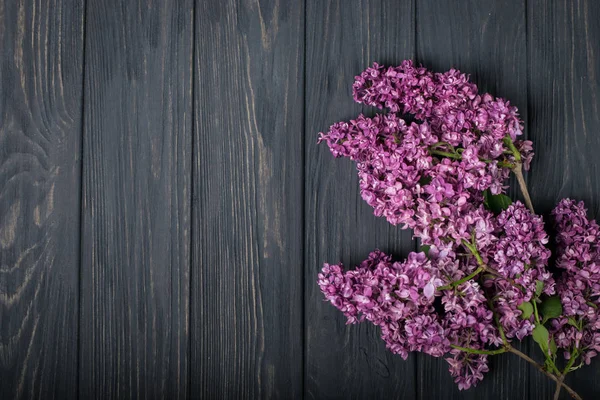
top-left (1, 0), bottom-right (599, 399)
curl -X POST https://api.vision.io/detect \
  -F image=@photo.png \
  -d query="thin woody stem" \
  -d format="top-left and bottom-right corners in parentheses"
top-left (502, 136), bottom-right (535, 213)
top-left (507, 347), bottom-right (582, 400)
top-left (450, 344), bottom-right (507, 356)
top-left (437, 266), bottom-right (485, 291)
top-left (513, 162), bottom-right (535, 214)
top-left (554, 352), bottom-right (579, 400)
top-left (450, 341), bottom-right (583, 399)
top-left (553, 375), bottom-right (566, 400)
top-left (428, 148), bottom-right (515, 168)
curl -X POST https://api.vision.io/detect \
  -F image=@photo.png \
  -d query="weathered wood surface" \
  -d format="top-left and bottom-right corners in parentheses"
top-left (79, 1), bottom-right (192, 398)
top-left (304, 1), bottom-right (417, 399)
top-left (191, 1), bottom-right (304, 399)
top-left (0, 1), bottom-right (84, 398)
top-left (0, 0), bottom-right (599, 398)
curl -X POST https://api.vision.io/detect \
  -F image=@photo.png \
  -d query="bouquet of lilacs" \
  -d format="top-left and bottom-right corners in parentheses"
top-left (317, 60), bottom-right (600, 399)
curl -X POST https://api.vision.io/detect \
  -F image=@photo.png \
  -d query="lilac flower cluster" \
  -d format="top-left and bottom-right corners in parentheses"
top-left (319, 61), bottom-right (535, 248)
top-left (551, 199), bottom-right (600, 364)
top-left (480, 203), bottom-right (555, 339)
top-left (318, 250), bottom-right (448, 359)
top-left (318, 249), bottom-right (501, 388)
top-left (442, 280), bottom-right (501, 389)
top-left (318, 60), bottom-right (598, 397)
top-left (318, 113), bottom-right (506, 247)
top-left (318, 201), bottom-right (553, 389)
top-left (352, 60), bottom-right (533, 169)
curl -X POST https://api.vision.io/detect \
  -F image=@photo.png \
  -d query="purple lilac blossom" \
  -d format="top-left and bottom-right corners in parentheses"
top-left (480, 202), bottom-right (555, 339)
top-left (318, 250), bottom-right (505, 389)
top-left (551, 199), bottom-right (600, 364)
top-left (318, 113), bottom-right (509, 248)
top-left (351, 60), bottom-right (532, 166)
top-left (318, 250), bottom-right (449, 359)
top-left (316, 61), bottom-right (571, 391)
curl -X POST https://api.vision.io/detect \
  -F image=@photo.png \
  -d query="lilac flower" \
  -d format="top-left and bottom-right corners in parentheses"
top-left (446, 351), bottom-right (490, 391)
top-left (315, 61), bottom-right (596, 395)
top-left (551, 199), bottom-right (600, 364)
top-left (318, 250), bottom-right (450, 359)
top-left (319, 113), bottom-right (511, 246)
top-left (353, 61), bottom-right (524, 144)
top-left (480, 202), bottom-right (554, 339)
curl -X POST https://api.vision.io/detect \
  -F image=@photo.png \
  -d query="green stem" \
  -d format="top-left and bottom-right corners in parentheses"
top-left (450, 344), bottom-right (507, 356)
top-left (498, 160), bottom-right (516, 168)
top-left (531, 300), bottom-right (561, 375)
top-left (532, 298), bottom-right (540, 323)
top-left (586, 301), bottom-right (598, 309)
top-left (437, 267), bottom-right (485, 291)
top-left (429, 144), bottom-right (518, 171)
top-left (503, 136), bottom-right (522, 162)
top-left (429, 149), bottom-right (461, 160)
top-left (488, 298), bottom-right (509, 345)
top-left (462, 239), bottom-right (485, 266)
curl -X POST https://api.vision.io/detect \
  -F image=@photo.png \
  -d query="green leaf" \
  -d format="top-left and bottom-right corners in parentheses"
top-left (483, 190), bottom-right (490, 208)
top-left (518, 302), bottom-right (534, 319)
top-left (420, 245), bottom-right (431, 255)
top-left (419, 176), bottom-right (432, 186)
top-left (549, 337), bottom-right (557, 355)
top-left (567, 317), bottom-right (581, 330)
top-left (532, 324), bottom-right (550, 353)
top-left (483, 190), bottom-right (512, 214)
top-left (540, 296), bottom-right (563, 323)
top-left (567, 317), bottom-right (578, 327)
top-left (535, 280), bottom-right (544, 297)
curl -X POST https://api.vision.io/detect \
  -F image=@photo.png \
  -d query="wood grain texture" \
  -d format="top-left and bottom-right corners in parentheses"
top-left (0, 0), bottom-right (84, 398)
top-left (79, 1), bottom-right (192, 398)
top-left (191, 1), bottom-right (304, 399)
top-left (304, 1), bottom-right (417, 399)
top-left (2, 1), bottom-right (600, 399)
top-left (528, 1), bottom-right (600, 398)
top-left (416, 1), bottom-right (529, 398)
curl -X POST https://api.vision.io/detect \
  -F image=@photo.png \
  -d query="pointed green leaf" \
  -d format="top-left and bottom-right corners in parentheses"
top-left (540, 296), bottom-right (563, 323)
top-left (483, 190), bottom-right (512, 214)
top-left (518, 301), bottom-right (534, 319)
top-left (567, 317), bottom-right (581, 330)
top-left (535, 280), bottom-right (544, 297)
top-left (419, 176), bottom-right (432, 186)
top-left (549, 337), bottom-right (557, 355)
top-left (532, 324), bottom-right (550, 353)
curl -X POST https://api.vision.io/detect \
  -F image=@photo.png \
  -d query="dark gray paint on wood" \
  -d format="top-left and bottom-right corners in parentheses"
top-left (1, 0), bottom-right (599, 398)
top-left (191, 1), bottom-right (304, 399)
top-left (528, 1), bottom-right (600, 398)
top-left (304, 1), bottom-right (417, 399)
top-left (0, 1), bottom-right (84, 398)
top-left (79, 1), bottom-right (192, 398)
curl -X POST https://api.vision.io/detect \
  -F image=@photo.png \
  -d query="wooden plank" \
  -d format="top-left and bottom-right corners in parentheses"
top-left (415, 1), bottom-right (529, 398)
top-left (79, 1), bottom-right (192, 398)
top-left (304, 1), bottom-right (417, 399)
top-left (0, 0), bottom-right (84, 398)
top-left (191, 1), bottom-right (304, 399)
top-left (528, 1), bottom-right (600, 398)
